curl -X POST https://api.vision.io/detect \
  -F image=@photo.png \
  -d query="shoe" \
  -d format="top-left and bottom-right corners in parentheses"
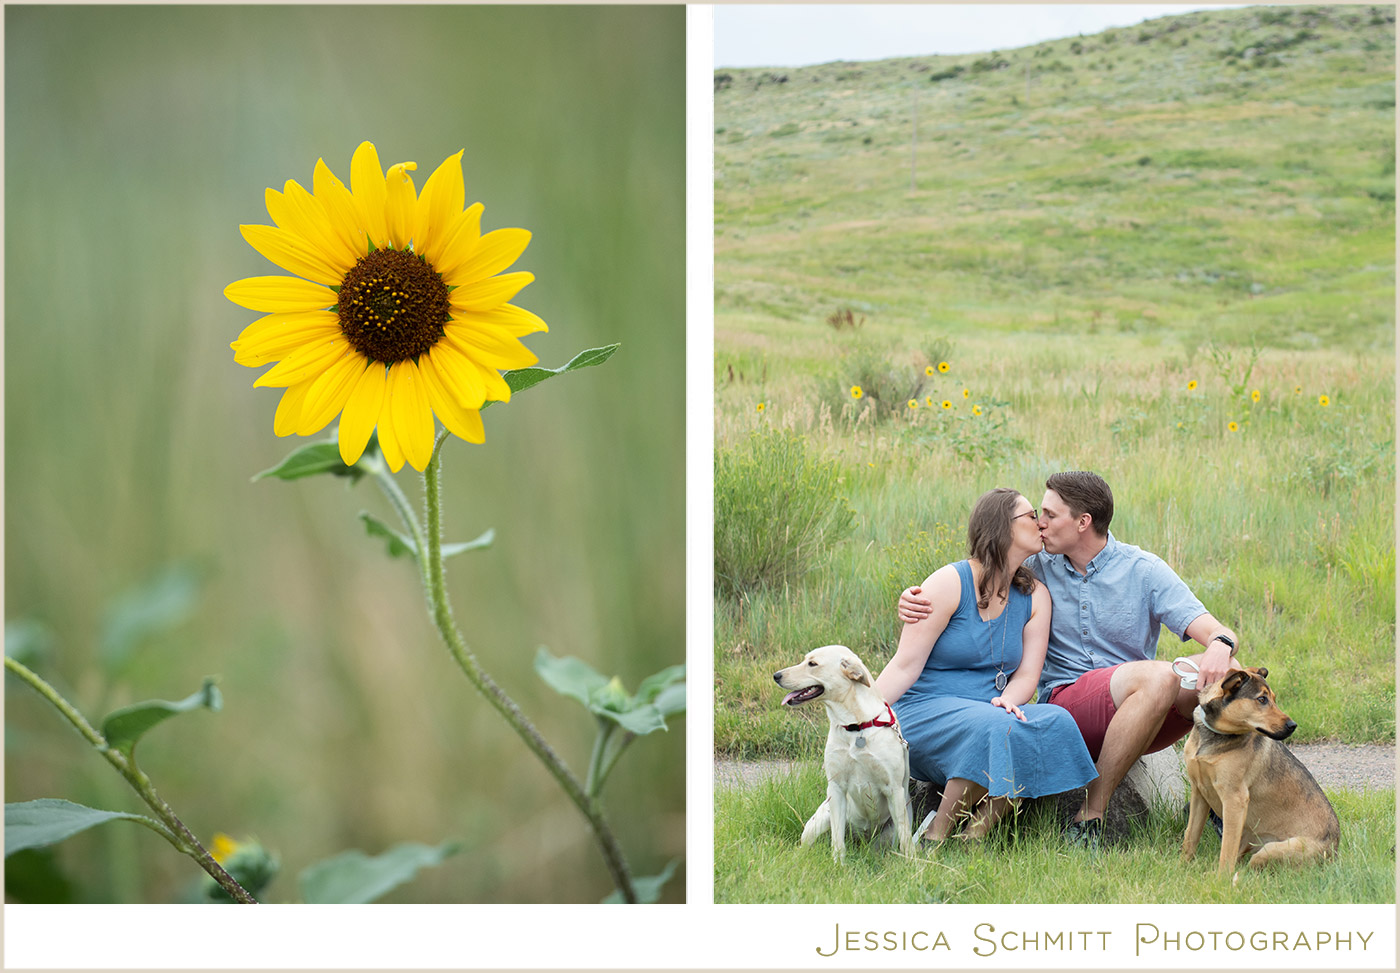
top-left (1182, 801), bottom-right (1225, 838)
top-left (1063, 817), bottom-right (1102, 850)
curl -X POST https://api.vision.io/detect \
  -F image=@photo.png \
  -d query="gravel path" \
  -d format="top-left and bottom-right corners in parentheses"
top-left (715, 743), bottom-right (1395, 792)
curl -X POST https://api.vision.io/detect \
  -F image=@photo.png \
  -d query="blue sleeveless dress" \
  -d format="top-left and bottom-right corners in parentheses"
top-left (893, 561), bottom-right (1098, 798)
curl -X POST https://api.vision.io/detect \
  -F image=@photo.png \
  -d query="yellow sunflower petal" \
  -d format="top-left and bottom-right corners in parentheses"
top-left (440, 228), bottom-right (531, 288)
top-left (428, 202), bottom-right (485, 277)
top-left (273, 379), bottom-right (314, 437)
top-left (449, 271), bottom-right (534, 312)
top-left (388, 360), bottom-right (435, 472)
top-left (338, 362), bottom-right (388, 466)
top-left (478, 362), bottom-right (512, 404)
top-left (384, 162), bottom-right (418, 250)
top-left (239, 224), bottom-right (346, 286)
top-left (313, 158), bottom-right (368, 259)
top-left (225, 276), bottom-right (334, 313)
top-left (376, 383), bottom-right (406, 473)
top-left (253, 335), bottom-right (348, 388)
top-left (279, 180), bottom-right (361, 270)
top-left (424, 342), bottom-right (487, 410)
top-left (455, 303), bottom-right (549, 336)
top-left (350, 141), bottom-right (389, 249)
top-left (232, 311), bottom-right (340, 367)
top-left (420, 352), bottom-right (485, 444)
top-left (413, 150), bottom-right (465, 261)
top-left (297, 349), bottom-right (367, 436)
top-left (443, 323), bottom-right (539, 370)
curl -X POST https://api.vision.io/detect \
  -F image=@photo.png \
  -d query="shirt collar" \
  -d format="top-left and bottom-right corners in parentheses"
top-left (1054, 531), bottom-right (1118, 578)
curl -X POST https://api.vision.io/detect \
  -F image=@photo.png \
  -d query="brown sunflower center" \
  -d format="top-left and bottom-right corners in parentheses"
top-left (337, 249), bottom-right (450, 364)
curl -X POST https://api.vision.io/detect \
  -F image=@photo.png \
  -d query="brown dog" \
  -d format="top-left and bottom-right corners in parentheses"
top-left (1182, 666), bottom-right (1339, 874)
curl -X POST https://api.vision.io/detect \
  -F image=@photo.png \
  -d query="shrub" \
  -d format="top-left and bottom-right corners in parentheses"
top-left (715, 429), bottom-right (857, 599)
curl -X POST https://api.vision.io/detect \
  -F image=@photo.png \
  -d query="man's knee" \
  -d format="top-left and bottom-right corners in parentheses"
top-left (1111, 661), bottom-right (1180, 710)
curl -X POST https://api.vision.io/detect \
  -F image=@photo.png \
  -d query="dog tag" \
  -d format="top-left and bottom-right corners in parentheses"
top-left (855, 736), bottom-right (866, 748)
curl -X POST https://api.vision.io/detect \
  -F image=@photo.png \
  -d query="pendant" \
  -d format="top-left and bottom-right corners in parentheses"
top-left (855, 736), bottom-right (867, 748)
top-left (995, 670), bottom-right (1008, 692)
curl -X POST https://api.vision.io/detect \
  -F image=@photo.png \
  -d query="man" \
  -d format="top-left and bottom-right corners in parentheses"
top-left (897, 471), bottom-right (1240, 846)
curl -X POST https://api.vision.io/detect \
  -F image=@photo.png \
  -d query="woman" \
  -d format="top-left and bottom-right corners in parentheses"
top-left (874, 488), bottom-right (1097, 843)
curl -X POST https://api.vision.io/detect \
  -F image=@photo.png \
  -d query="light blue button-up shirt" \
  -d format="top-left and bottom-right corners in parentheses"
top-left (1028, 533), bottom-right (1207, 700)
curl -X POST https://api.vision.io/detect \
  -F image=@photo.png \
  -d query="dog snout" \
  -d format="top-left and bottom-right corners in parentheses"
top-left (1261, 718), bottom-right (1297, 741)
top-left (773, 670), bottom-right (785, 685)
top-left (1281, 719), bottom-right (1298, 739)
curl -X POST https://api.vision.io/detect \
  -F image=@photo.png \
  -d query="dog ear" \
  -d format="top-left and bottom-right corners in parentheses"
top-left (1220, 669), bottom-right (1249, 696)
top-left (840, 656), bottom-right (872, 686)
top-left (1253, 666), bottom-right (1268, 680)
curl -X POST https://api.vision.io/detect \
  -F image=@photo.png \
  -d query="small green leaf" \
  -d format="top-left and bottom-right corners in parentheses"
top-left (98, 562), bottom-right (204, 675)
top-left (441, 528), bottom-right (495, 559)
top-left (5, 619), bottom-right (54, 666)
top-left (483, 343), bottom-right (620, 410)
top-left (359, 512), bottom-right (417, 559)
top-left (603, 859), bottom-right (678, 904)
top-left (5, 799), bottom-right (175, 855)
top-left (298, 840), bottom-right (462, 904)
top-left (101, 678), bottom-right (222, 757)
top-left (601, 702), bottom-right (667, 736)
top-left (635, 664), bottom-right (685, 705)
top-left (252, 442), bottom-right (365, 483)
top-left (534, 649), bottom-right (609, 706)
top-left (651, 682), bottom-right (687, 720)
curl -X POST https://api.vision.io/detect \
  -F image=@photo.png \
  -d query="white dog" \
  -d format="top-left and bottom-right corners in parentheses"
top-left (773, 644), bottom-right (914, 861)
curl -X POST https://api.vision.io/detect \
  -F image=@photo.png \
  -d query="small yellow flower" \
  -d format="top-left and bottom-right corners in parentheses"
top-left (210, 833), bottom-right (241, 865)
top-left (1228, 421), bottom-right (1239, 432)
top-left (1250, 389), bottom-right (1260, 403)
top-left (1187, 380), bottom-right (1198, 391)
top-left (755, 402), bottom-right (765, 413)
top-left (924, 365), bottom-right (936, 377)
top-left (925, 396), bottom-right (935, 407)
top-left (1293, 385), bottom-right (1302, 395)
top-left (961, 388), bottom-right (970, 399)
top-left (907, 399), bottom-right (918, 410)
top-left (850, 385), bottom-right (863, 399)
top-left (1318, 394), bottom-right (1330, 407)
top-left (1177, 421), bottom-right (1184, 429)
top-left (941, 399), bottom-right (953, 410)
top-left (972, 405), bottom-right (983, 416)
top-left (937, 361), bottom-right (950, 374)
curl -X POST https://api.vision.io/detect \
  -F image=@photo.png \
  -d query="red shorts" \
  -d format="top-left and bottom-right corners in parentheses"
top-left (1046, 664), bottom-right (1193, 763)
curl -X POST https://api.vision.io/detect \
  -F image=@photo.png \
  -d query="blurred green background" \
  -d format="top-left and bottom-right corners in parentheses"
top-left (5, 5), bottom-right (685, 903)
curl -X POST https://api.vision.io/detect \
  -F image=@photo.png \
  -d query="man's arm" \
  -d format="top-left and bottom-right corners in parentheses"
top-left (1183, 613), bottom-right (1239, 688)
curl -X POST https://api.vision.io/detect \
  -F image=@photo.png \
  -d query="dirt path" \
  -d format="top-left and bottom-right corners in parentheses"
top-left (715, 743), bottom-right (1395, 792)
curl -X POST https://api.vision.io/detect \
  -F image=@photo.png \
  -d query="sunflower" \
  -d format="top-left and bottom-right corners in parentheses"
top-left (972, 405), bottom-right (983, 416)
top-left (941, 399), bottom-right (953, 410)
top-left (924, 365), bottom-right (936, 377)
top-left (1187, 379), bottom-right (1198, 391)
top-left (226, 142), bottom-right (546, 472)
top-left (1250, 388), bottom-right (1261, 403)
top-left (756, 402), bottom-right (766, 413)
top-left (937, 361), bottom-right (950, 374)
top-left (850, 385), bottom-right (864, 399)
top-left (1318, 394), bottom-right (1330, 407)
top-left (907, 398), bottom-right (918, 410)
top-left (961, 388), bottom-right (970, 399)
top-left (1228, 421), bottom-right (1239, 433)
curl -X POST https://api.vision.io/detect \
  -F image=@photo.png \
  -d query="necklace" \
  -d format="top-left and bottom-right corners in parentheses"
top-left (989, 588), bottom-right (1010, 692)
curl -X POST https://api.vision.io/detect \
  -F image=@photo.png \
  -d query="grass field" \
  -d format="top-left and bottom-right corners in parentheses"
top-left (714, 5), bottom-right (1394, 904)
top-left (5, 5), bottom-right (685, 903)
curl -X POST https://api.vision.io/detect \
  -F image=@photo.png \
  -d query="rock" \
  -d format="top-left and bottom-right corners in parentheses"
top-left (909, 748), bottom-right (1187, 846)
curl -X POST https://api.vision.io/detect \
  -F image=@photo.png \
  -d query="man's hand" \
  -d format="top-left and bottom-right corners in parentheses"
top-left (1197, 638), bottom-right (1235, 689)
top-left (897, 586), bottom-right (934, 624)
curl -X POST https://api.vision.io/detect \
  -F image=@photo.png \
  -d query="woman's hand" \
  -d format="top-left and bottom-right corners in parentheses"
top-left (990, 696), bottom-right (1026, 721)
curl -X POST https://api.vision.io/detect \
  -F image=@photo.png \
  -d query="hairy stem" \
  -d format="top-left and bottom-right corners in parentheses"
top-left (4, 656), bottom-right (258, 904)
top-left (386, 435), bottom-right (637, 903)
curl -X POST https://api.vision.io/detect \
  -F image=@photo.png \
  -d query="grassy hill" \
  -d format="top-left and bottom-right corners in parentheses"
top-left (716, 4), bottom-right (1394, 354)
top-left (713, 5), bottom-right (1395, 755)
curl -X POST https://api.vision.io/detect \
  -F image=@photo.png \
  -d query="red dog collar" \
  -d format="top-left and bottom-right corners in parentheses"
top-left (843, 702), bottom-right (896, 732)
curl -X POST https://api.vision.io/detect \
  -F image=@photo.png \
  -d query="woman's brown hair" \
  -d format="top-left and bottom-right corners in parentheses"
top-left (966, 487), bottom-right (1036, 610)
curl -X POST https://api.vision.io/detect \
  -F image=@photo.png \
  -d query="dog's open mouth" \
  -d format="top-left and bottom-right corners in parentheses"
top-left (782, 685), bottom-right (824, 706)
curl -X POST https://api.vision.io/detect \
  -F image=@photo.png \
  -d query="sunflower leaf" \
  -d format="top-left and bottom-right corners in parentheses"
top-left (359, 512), bottom-right (417, 559)
top-left (602, 859), bottom-right (678, 904)
top-left (100, 678), bottom-right (222, 758)
top-left (441, 528), bottom-right (495, 558)
top-left (483, 343), bottom-right (621, 410)
top-left (534, 648), bottom-right (609, 706)
top-left (253, 442), bottom-right (366, 484)
top-left (298, 840), bottom-right (462, 904)
top-left (5, 799), bottom-right (177, 856)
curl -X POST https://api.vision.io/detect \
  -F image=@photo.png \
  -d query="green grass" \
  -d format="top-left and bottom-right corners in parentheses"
top-left (715, 764), bottom-right (1395, 903)
top-left (715, 6), bottom-right (1395, 758)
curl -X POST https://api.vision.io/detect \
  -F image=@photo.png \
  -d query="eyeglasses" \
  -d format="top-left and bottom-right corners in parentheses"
top-left (1014, 509), bottom-right (1039, 522)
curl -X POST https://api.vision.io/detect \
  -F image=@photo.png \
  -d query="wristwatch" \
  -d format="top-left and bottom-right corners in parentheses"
top-left (1212, 634), bottom-right (1236, 650)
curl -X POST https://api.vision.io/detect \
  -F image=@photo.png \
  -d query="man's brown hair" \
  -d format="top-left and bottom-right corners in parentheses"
top-left (1045, 471), bottom-right (1113, 537)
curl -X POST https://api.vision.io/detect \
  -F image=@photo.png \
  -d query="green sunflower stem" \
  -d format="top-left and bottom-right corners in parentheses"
top-left (3, 656), bottom-right (258, 904)
top-left (412, 434), bottom-right (638, 904)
